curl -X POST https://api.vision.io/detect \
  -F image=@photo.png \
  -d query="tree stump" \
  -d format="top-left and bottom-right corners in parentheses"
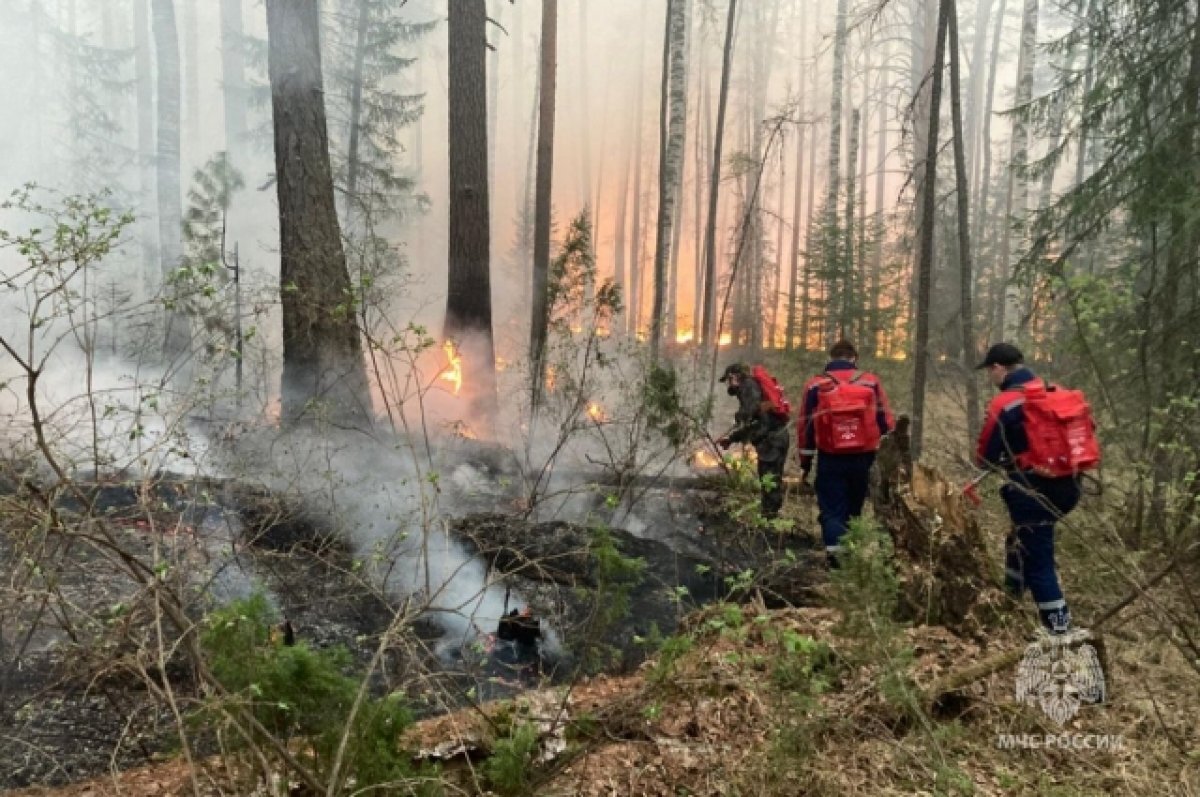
top-left (873, 417), bottom-right (1003, 634)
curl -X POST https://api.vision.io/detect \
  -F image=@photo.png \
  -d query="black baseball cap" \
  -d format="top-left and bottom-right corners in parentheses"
top-left (718, 363), bottom-right (748, 382)
top-left (975, 342), bottom-right (1024, 369)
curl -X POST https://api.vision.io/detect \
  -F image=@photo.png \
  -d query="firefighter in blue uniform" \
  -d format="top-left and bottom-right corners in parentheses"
top-left (976, 342), bottom-right (1083, 634)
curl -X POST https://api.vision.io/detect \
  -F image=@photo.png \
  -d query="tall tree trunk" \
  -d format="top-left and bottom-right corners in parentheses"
top-left (842, 108), bottom-right (860, 337)
top-left (134, 0), bottom-right (157, 289)
top-left (152, 0), bottom-right (189, 358)
top-left (966, 0), bottom-right (994, 186)
top-left (220, 0), bottom-right (246, 170)
top-left (651, 0), bottom-right (689, 362)
top-left (692, 39), bottom-right (711, 341)
top-left (785, 46), bottom-right (807, 350)
top-left (265, 0), bottom-right (371, 426)
top-left (911, 0), bottom-right (950, 459)
top-left (530, 0), bottom-right (558, 399)
top-left (908, 0), bottom-right (938, 353)
top-left (446, 0), bottom-right (499, 427)
top-left (869, 59), bottom-right (889, 356)
top-left (823, 0), bottom-right (850, 341)
top-left (999, 0), bottom-right (1038, 340)
top-left (701, 0), bottom-right (738, 347)
top-left (183, 0), bottom-right (199, 158)
top-left (628, 7), bottom-right (649, 338)
top-left (667, 0), bottom-right (694, 345)
top-left (488, 0), bottom-right (502, 208)
top-left (949, 0), bottom-right (981, 440)
top-left (973, 0), bottom-right (1007, 338)
top-left (614, 124), bottom-right (632, 327)
top-left (801, 125), bottom-right (820, 348)
top-left (856, 63), bottom-right (870, 346)
top-left (344, 0), bottom-right (371, 230)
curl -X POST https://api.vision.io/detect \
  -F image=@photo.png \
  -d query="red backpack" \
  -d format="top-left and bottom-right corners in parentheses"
top-left (814, 370), bottom-right (881, 454)
top-left (750, 365), bottom-right (792, 421)
top-left (1017, 380), bottom-right (1101, 476)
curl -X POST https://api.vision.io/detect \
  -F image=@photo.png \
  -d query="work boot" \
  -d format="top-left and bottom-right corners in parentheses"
top-left (1039, 604), bottom-right (1072, 635)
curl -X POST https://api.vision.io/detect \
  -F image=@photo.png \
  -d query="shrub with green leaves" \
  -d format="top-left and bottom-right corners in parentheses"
top-left (199, 594), bottom-right (435, 793)
top-left (483, 722), bottom-right (540, 796)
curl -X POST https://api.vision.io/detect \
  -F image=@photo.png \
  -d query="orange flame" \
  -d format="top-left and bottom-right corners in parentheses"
top-left (718, 332), bottom-right (732, 347)
top-left (692, 448), bottom-right (721, 469)
top-left (675, 329), bottom-right (694, 344)
top-left (586, 401), bottom-right (606, 422)
top-left (545, 365), bottom-right (557, 392)
top-left (441, 341), bottom-right (463, 395)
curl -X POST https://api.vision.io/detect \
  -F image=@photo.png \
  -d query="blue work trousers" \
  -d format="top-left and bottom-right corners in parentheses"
top-left (815, 452), bottom-right (875, 557)
top-left (1001, 475), bottom-right (1082, 633)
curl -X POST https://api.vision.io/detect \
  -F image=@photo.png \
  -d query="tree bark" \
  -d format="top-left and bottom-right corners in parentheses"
top-left (446, 0), bottom-right (499, 428)
top-left (911, 0), bottom-right (951, 460)
top-left (265, 0), bottom-right (372, 427)
top-left (152, 0), bottom-right (189, 358)
top-left (651, 0), bottom-right (689, 362)
top-left (220, 0), bottom-right (247, 170)
top-left (700, 0), bottom-right (738, 347)
top-left (842, 108), bottom-right (860, 338)
top-left (869, 59), bottom-right (889, 356)
top-left (822, 0), bottom-right (850, 339)
top-left (628, 15), bottom-right (648, 338)
top-left (999, 0), bottom-right (1039, 341)
top-left (948, 0), bottom-right (982, 440)
top-left (530, 0), bottom-right (558, 399)
top-left (344, 0), bottom-right (371, 230)
top-left (134, 0), bottom-right (157, 289)
top-left (972, 0), bottom-right (1007, 339)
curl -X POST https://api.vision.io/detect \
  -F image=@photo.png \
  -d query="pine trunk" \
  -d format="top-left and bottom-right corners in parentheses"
top-left (911, 0), bottom-right (950, 459)
top-left (152, 0), bottom-right (189, 358)
top-left (265, 0), bottom-right (372, 426)
top-left (999, 0), bottom-right (1039, 340)
top-left (700, 0), bottom-right (737, 347)
top-left (949, 0), bottom-right (981, 440)
top-left (344, 0), bottom-right (371, 230)
top-left (530, 0), bottom-right (558, 396)
top-left (446, 0), bottom-right (499, 428)
top-left (219, 0), bottom-right (246, 169)
top-left (134, 0), bottom-right (157, 288)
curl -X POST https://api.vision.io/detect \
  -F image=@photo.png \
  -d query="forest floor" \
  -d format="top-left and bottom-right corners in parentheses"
top-left (4, 394), bottom-right (1199, 796)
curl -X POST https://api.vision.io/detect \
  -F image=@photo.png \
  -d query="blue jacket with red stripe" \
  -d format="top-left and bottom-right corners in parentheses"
top-left (976, 367), bottom-right (1039, 469)
top-left (798, 360), bottom-right (894, 470)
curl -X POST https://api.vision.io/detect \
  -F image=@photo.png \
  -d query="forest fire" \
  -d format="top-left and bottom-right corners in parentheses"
top-left (675, 329), bottom-right (694, 344)
top-left (441, 341), bottom-right (463, 395)
top-left (692, 447), bottom-right (722, 469)
top-left (586, 401), bottom-right (606, 422)
top-left (718, 332), bottom-right (732, 347)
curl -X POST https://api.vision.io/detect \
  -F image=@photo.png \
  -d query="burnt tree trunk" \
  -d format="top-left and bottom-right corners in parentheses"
top-left (530, 0), bottom-right (558, 401)
top-left (446, 0), bottom-right (499, 428)
top-left (266, 0), bottom-right (372, 427)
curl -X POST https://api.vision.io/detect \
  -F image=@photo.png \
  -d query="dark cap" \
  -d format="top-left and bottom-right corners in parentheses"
top-left (975, 342), bottom-right (1024, 369)
top-left (829, 339), bottom-right (858, 359)
top-left (718, 363), bottom-right (748, 382)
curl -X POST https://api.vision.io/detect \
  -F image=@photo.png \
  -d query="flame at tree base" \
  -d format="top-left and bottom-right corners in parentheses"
top-left (441, 341), bottom-right (463, 395)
